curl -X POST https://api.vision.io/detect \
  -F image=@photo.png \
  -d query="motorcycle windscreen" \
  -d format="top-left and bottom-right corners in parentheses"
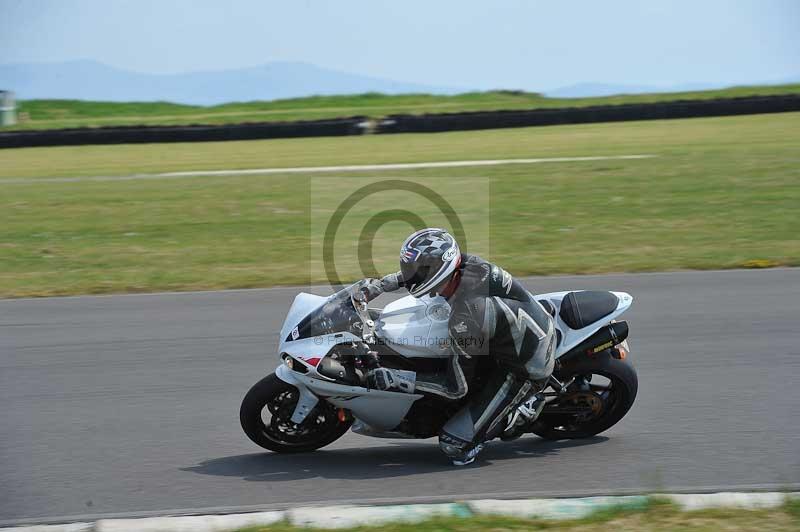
top-left (285, 283), bottom-right (363, 342)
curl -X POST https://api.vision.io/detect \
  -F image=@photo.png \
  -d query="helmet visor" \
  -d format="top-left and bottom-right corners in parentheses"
top-left (400, 261), bottom-right (432, 296)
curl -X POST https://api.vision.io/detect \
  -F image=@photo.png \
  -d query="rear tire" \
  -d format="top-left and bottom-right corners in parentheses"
top-left (531, 352), bottom-right (638, 440)
top-left (240, 373), bottom-right (352, 453)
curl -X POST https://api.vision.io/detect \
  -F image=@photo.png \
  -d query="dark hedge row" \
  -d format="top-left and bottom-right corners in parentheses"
top-left (376, 95), bottom-right (800, 133)
top-left (2, 95), bottom-right (798, 149)
top-left (0, 116), bottom-right (368, 149)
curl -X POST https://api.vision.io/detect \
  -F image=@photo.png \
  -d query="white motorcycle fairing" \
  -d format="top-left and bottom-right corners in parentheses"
top-left (274, 283), bottom-right (632, 433)
top-left (375, 295), bottom-right (452, 357)
top-left (275, 284), bottom-right (429, 430)
top-left (537, 291), bottom-right (633, 358)
top-left (276, 364), bottom-right (423, 430)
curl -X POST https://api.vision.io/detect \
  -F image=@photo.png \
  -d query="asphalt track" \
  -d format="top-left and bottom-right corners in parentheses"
top-left (2, 269), bottom-right (799, 524)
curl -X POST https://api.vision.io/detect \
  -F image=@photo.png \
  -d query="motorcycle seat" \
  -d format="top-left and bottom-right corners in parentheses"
top-left (559, 290), bottom-right (619, 330)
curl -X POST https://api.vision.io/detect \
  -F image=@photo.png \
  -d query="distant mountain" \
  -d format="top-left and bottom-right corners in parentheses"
top-left (2, 60), bottom-right (797, 104)
top-left (0, 60), bottom-right (460, 105)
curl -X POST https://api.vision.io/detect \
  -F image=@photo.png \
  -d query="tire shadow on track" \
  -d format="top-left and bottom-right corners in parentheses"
top-left (182, 436), bottom-right (608, 482)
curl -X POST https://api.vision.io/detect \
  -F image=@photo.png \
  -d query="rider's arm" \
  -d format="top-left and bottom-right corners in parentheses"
top-left (361, 271), bottom-right (404, 302)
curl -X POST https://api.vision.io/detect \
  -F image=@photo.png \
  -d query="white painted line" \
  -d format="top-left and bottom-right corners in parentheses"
top-left (0, 525), bottom-right (92, 532)
top-left (2, 154), bottom-right (655, 184)
top-left (468, 496), bottom-right (649, 520)
top-left (288, 503), bottom-right (469, 529)
top-left (1, 483), bottom-right (797, 525)
top-left (2, 492), bottom-right (798, 531)
top-left (664, 491), bottom-right (797, 511)
top-left (94, 512), bottom-right (284, 532)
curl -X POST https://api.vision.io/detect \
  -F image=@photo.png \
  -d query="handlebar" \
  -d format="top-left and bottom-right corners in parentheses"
top-left (349, 281), bottom-right (377, 344)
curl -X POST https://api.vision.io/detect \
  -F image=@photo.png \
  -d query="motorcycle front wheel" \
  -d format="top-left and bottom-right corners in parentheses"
top-left (240, 373), bottom-right (352, 453)
top-left (530, 351), bottom-right (638, 440)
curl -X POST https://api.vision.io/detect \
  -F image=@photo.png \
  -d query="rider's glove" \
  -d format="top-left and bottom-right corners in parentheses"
top-left (380, 271), bottom-right (403, 292)
top-left (360, 279), bottom-right (384, 302)
top-left (361, 272), bottom-right (404, 302)
top-left (367, 367), bottom-right (397, 391)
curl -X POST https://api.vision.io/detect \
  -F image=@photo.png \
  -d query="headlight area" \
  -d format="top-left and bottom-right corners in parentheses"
top-left (281, 354), bottom-right (309, 374)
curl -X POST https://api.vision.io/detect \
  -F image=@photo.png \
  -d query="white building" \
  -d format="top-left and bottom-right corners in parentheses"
top-left (0, 91), bottom-right (17, 126)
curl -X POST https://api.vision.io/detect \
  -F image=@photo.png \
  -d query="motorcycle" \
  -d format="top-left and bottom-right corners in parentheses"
top-left (240, 279), bottom-right (637, 453)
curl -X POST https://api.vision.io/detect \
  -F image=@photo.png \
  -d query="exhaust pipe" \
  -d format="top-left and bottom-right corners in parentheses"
top-left (559, 321), bottom-right (629, 364)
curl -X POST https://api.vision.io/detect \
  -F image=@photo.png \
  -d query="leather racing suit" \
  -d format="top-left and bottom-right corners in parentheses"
top-left (366, 253), bottom-right (557, 462)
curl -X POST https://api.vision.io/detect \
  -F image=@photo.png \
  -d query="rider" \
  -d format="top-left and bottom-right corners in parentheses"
top-left (362, 228), bottom-right (557, 465)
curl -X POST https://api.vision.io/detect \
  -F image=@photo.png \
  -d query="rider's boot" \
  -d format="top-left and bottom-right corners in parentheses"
top-left (500, 388), bottom-right (547, 441)
top-left (439, 433), bottom-right (486, 466)
top-left (450, 444), bottom-right (485, 466)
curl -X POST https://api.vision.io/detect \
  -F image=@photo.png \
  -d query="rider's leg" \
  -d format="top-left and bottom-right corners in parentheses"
top-left (439, 368), bottom-right (532, 465)
top-left (414, 354), bottom-right (475, 400)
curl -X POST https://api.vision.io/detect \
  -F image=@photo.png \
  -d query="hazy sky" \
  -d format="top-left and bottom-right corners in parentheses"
top-left (1, 0), bottom-right (798, 91)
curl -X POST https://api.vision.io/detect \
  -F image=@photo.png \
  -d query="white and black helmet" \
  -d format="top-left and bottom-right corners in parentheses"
top-left (399, 228), bottom-right (461, 298)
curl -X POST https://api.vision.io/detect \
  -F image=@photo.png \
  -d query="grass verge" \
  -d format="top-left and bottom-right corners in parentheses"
top-left (8, 84), bottom-right (800, 131)
top-left (1, 112), bottom-right (799, 297)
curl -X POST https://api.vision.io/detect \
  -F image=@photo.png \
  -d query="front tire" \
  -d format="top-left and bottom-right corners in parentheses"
top-left (240, 373), bottom-right (351, 453)
top-left (531, 351), bottom-right (638, 440)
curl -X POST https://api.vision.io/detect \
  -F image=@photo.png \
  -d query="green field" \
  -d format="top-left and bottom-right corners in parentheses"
top-left (8, 84), bottom-right (800, 131)
top-left (1, 112), bottom-right (799, 297)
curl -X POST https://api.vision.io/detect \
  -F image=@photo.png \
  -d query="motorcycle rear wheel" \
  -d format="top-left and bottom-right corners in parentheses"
top-left (530, 352), bottom-right (638, 440)
top-left (240, 373), bottom-right (352, 453)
